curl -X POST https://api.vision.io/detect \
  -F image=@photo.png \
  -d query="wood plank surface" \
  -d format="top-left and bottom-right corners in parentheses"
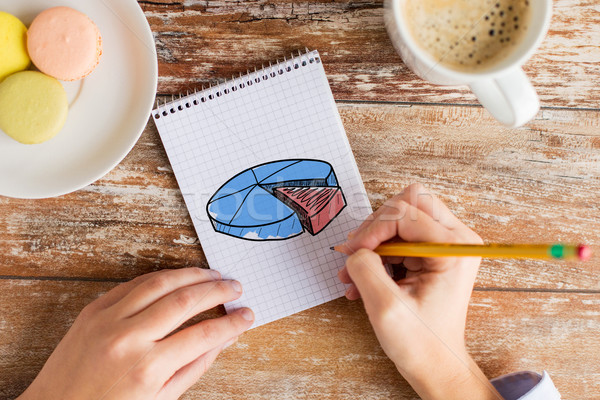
top-left (1, 104), bottom-right (597, 290)
top-left (1, 279), bottom-right (598, 399)
top-left (143, 0), bottom-right (600, 108)
top-left (1, 2), bottom-right (599, 399)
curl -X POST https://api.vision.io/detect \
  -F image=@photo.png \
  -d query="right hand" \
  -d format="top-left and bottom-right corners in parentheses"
top-left (18, 268), bottom-right (254, 400)
top-left (337, 184), bottom-right (500, 400)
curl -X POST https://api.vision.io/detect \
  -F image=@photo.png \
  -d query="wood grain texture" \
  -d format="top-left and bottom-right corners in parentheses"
top-left (1, 280), bottom-right (598, 399)
top-left (143, 0), bottom-right (600, 108)
top-left (1, 2), bottom-right (599, 398)
top-left (1, 104), bottom-right (597, 290)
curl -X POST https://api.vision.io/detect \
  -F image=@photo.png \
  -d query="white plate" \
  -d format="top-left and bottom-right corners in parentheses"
top-left (0, 0), bottom-right (158, 199)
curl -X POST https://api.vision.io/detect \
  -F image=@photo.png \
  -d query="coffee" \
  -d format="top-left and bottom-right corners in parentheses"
top-left (403, 0), bottom-right (532, 72)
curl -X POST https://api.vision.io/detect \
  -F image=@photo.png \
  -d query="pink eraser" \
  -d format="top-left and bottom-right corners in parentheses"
top-left (577, 244), bottom-right (592, 261)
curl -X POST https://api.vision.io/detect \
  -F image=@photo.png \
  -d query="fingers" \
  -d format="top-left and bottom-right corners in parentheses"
top-left (155, 308), bottom-right (254, 372)
top-left (339, 257), bottom-right (403, 284)
top-left (397, 184), bottom-right (483, 245)
top-left (394, 184), bottom-right (483, 244)
top-left (344, 197), bottom-right (394, 242)
top-left (128, 279), bottom-right (244, 340)
top-left (394, 183), bottom-right (463, 231)
top-left (337, 266), bottom-right (352, 284)
top-left (343, 184), bottom-right (435, 239)
top-left (345, 284), bottom-right (361, 300)
top-left (345, 200), bottom-right (454, 254)
top-left (338, 267), bottom-right (361, 299)
top-left (112, 268), bottom-right (221, 318)
top-left (339, 257), bottom-right (407, 294)
top-left (87, 271), bottom-right (163, 311)
top-left (345, 249), bottom-right (403, 317)
top-left (347, 210), bottom-right (381, 238)
top-left (345, 184), bottom-right (464, 248)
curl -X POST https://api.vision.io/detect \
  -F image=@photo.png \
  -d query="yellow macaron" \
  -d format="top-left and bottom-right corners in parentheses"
top-left (0, 11), bottom-right (31, 81)
top-left (0, 71), bottom-right (68, 144)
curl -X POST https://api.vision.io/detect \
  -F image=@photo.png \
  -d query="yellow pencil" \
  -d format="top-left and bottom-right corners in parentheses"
top-left (331, 243), bottom-right (592, 261)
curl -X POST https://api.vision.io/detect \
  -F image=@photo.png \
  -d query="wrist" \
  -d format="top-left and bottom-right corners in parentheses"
top-left (17, 376), bottom-right (52, 400)
top-left (395, 348), bottom-right (501, 400)
top-left (389, 331), bottom-right (468, 380)
top-left (17, 386), bottom-right (38, 400)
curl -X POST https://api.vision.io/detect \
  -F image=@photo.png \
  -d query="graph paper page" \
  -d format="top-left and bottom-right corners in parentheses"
top-left (153, 50), bottom-right (372, 327)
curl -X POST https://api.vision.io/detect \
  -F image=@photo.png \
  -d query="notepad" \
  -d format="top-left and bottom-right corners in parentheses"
top-left (153, 50), bottom-right (372, 327)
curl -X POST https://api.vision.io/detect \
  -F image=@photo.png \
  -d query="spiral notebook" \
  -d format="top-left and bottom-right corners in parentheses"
top-left (153, 50), bottom-right (372, 328)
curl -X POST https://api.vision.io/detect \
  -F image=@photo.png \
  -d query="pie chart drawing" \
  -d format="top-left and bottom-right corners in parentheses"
top-left (207, 159), bottom-right (347, 241)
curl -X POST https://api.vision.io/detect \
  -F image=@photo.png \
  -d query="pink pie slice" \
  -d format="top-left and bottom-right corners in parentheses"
top-left (273, 186), bottom-right (346, 235)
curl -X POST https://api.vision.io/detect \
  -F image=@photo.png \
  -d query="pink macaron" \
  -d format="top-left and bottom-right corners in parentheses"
top-left (27, 6), bottom-right (103, 81)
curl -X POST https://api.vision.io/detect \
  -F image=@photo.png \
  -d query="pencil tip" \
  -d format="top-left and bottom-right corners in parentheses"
top-left (329, 246), bottom-right (336, 251)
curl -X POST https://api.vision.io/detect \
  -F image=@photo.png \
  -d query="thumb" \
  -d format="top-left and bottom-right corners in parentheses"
top-left (345, 249), bottom-right (405, 319)
top-left (158, 342), bottom-right (227, 400)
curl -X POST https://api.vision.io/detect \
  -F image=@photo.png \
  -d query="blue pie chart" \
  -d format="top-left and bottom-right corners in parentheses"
top-left (207, 159), bottom-right (345, 241)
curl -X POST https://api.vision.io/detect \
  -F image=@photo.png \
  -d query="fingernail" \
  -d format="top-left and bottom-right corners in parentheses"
top-left (347, 230), bottom-right (357, 239)
top-left (240, 308), bottom-right (254, 321)
top-left (336, 242), bottom-right (353, 255)
top-left (222, 337), bottom-right (237, 349)
top-left (230, 280), bottom-right (242, 293)
top-left (209, 269), bottom-right (221, 280)
top-left (345, 287), bottom-right (356, 299)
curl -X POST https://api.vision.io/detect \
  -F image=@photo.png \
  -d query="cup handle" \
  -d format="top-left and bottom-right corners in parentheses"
top-left (469, 68), bottom-right (540, 128)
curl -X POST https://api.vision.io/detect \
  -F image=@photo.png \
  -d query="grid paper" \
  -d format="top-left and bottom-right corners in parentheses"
top-left (153, 50), bottom-right (372, 328)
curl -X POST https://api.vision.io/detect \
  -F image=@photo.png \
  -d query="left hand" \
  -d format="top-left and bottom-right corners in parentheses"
top-left (18, 268), bottom-right (254, 400)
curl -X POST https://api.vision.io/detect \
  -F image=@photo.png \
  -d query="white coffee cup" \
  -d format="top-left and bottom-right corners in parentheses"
top-left (384, 0), bottom-right (552, 128)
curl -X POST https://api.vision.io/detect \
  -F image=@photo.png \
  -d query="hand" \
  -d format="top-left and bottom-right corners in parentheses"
top-left (337, 184), bottom-right (500, 400)
top-left (18, 268), bottom-right (254, 400)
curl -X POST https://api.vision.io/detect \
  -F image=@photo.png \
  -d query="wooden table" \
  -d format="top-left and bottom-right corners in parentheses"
top-left (1, 1), bottom-right (599, 399)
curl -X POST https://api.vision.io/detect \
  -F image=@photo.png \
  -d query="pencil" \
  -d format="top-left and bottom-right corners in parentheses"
top-left (330, 243), bottom-right (592, 261)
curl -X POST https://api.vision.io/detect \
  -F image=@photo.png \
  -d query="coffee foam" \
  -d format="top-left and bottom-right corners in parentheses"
top-left (403, 0), bottom-right (532, 72)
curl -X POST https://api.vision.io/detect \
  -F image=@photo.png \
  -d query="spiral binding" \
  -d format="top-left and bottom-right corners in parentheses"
top-left (153, 48), bottom-right (320, 120)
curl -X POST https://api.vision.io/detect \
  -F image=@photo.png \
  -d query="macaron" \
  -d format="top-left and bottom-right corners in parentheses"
top-left (0, 71), bottom-right (68, 144)
top-left (0, 12), bottom-right (31, 81)
top-left (27, 6), bottom-right (103, 81)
